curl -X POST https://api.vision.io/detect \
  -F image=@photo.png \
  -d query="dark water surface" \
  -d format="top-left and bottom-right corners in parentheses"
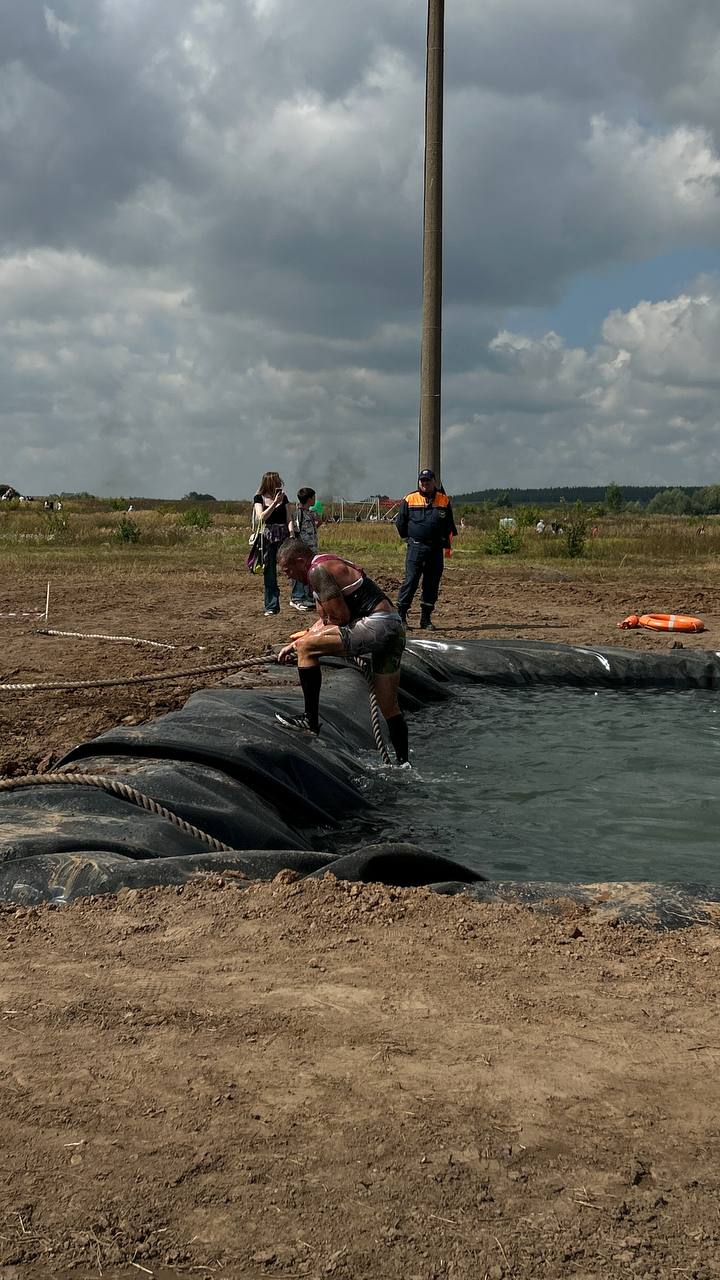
top-left (353, 686), bottom-right (720, 885)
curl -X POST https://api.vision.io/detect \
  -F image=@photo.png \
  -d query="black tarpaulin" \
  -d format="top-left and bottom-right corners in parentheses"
top-left (1, 638), bottom-right (719, 917)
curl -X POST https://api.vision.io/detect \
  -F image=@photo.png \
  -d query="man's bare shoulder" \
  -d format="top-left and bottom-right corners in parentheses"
top-left (310, 555), bottom-right (357, 580)
top-left (307, 562), bottom-right (344, 600)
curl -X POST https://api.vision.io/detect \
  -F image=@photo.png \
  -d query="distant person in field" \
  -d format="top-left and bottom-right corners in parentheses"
top-left (395, 469), bottom-right (457, 630)
top-left (253, 472), bottom-right (291, 616)
top-left (289, 487), bottom-right (320, 611)
top-left (273, 538), bottom-right (409, 764)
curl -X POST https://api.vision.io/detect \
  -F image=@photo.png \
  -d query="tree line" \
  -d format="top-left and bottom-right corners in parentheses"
top-left (454, 484), bottom-right (720, 514)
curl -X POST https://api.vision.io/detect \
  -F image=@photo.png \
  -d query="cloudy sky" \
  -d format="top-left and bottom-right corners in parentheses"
top-left (3, 0), bottom-right (720, 499)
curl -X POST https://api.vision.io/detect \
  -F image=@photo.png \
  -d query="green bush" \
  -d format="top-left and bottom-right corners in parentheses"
top-left (43, 511), bottom-right (73, 544)
top-left (484, 525), bottom-right (521, 555)
top-left (605, 482), bottom-right (624, 513)
top-left (115, 517), bottom-right (141, 544)
top-left (515, 505), bottom-right (541, 528)
top-left (647, 488), bottom-right (695, 516)
top-left (181, 507), bottom-right (213, 529)
top-left (564, 505), bottom-right (588, 558)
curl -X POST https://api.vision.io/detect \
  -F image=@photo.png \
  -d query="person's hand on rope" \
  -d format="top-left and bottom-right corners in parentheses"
top-left (278, 617), bottom-right (328, 662)
top-left (277, 641), bottom-right (298, 664)
top-left (289, 619), bottom-right (323, 640)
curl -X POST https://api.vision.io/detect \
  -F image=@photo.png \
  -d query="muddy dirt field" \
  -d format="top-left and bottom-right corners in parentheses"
top-left (1, 558), bottom-right (720, 1278)
top-left (1, 559), bottom-right (718, 777)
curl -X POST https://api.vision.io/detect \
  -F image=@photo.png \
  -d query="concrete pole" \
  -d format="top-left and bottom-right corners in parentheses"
top-left (418, 0), bottom-right (445, 482)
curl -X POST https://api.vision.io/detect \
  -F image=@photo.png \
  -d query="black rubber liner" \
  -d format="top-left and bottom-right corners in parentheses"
top-left (1, 638), bottom-right (718, 924)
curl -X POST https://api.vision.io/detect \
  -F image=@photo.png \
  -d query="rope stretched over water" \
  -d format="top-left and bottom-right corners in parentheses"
top-left (34, 627), bottom-right (180, 650)
top-left (0, 772), bottom-right (236, 853)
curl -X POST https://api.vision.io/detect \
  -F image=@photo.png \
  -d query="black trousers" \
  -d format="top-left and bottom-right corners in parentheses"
top-left (397, 543), bottom-right (444, 615)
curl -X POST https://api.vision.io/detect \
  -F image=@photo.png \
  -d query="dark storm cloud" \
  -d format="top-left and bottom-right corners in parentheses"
top-left (2, 0), bottom-right (720, 497)
top-left (0, 3), bottom-right (193, 254)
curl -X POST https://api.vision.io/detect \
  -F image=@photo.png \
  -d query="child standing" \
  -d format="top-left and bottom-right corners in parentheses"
top-left (290, 487), bottom-right (320, 610)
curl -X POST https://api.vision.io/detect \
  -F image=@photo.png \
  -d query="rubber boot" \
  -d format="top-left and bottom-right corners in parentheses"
top-left (419, 605), bottom-right (434, 630)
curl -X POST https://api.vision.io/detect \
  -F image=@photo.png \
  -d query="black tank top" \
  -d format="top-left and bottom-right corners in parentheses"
top-left (309, 554), bottom-right (389, 621)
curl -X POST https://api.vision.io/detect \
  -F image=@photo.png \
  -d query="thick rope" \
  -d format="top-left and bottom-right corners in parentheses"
top-left (0, 656), bottom-right (271, 692)
top-left (0, 644), bottom-right (394, 765)
top-left (350, 657), bottom-right (393, 766)
top-left (0, 773), bottom-right (236, 854)
top-left (34, 628), bottom-right (179, 650)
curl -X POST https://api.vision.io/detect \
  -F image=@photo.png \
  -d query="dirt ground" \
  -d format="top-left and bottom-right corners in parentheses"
top-left (1, 558), bottom-right (720, 1279)
top-left (1, 559), bottom-right (718, 777)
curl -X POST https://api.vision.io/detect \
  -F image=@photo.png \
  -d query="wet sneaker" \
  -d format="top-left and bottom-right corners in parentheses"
top-left (275, 712), bottom-right (320, 734)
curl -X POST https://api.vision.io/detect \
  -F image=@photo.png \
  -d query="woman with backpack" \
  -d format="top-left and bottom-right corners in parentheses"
top-left (252, 472), bottom-right (291, 616)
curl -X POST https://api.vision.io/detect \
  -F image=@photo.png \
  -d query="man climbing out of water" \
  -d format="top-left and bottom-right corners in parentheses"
top-left (274, 538), bottom-right (410, 765)
top-left (396, 468), bottom-right (457, 630)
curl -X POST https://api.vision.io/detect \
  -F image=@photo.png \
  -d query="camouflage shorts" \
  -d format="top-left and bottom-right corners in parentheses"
top-left (339, 611), bottom-right (406, 675)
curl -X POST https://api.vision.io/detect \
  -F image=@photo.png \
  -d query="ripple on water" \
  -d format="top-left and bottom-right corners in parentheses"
top-left (344, 686), bottom-right (720, 886)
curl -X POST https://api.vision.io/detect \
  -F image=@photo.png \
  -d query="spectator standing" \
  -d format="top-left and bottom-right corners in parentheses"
top-left (290, 487), bottom-right (320, 610)
top-left (253, 472), bottom-right (291, 616)
top-left (395, 468), bottom-right (457, 630)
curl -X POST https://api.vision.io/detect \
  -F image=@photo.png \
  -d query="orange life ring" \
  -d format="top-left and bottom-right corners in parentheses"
top-left (618, 613), bottom-right (705, 633)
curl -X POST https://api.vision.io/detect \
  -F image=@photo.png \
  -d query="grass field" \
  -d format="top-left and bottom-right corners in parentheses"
top-left (0, 499), bottom-right (717, 577)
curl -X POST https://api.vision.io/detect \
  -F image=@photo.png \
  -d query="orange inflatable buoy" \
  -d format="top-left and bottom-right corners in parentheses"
top-left (618, 613), bottom-right (705, 633)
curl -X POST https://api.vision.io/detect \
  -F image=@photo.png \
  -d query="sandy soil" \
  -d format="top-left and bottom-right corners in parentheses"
top-left (1, 879), bottom-right (720, 1279)
top-left (1, 558), bottom-right (720, 1278)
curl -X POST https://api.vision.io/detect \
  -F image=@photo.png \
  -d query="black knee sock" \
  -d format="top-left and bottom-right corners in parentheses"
top-left (386, 713), bottom-right (409, 764)
top-left (298, 665), bottom-right (322, 731)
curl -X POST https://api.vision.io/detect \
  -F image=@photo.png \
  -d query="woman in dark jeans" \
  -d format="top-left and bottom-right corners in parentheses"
top-left (253, 472), bottom-right (291, 615)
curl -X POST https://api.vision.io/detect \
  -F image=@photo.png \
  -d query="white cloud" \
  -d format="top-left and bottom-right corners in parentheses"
top-left (43, 6), bottom-right (78, 50)
top-left (444, 284), bottom-right (720, 487)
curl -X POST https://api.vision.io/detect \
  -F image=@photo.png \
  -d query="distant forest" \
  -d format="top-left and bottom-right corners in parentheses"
top-left (454, 485), bottom-right (715, 512)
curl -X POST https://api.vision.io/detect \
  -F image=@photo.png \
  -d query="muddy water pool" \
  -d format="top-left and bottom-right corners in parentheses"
top-left (349, 686), bottom-right (720, 885)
